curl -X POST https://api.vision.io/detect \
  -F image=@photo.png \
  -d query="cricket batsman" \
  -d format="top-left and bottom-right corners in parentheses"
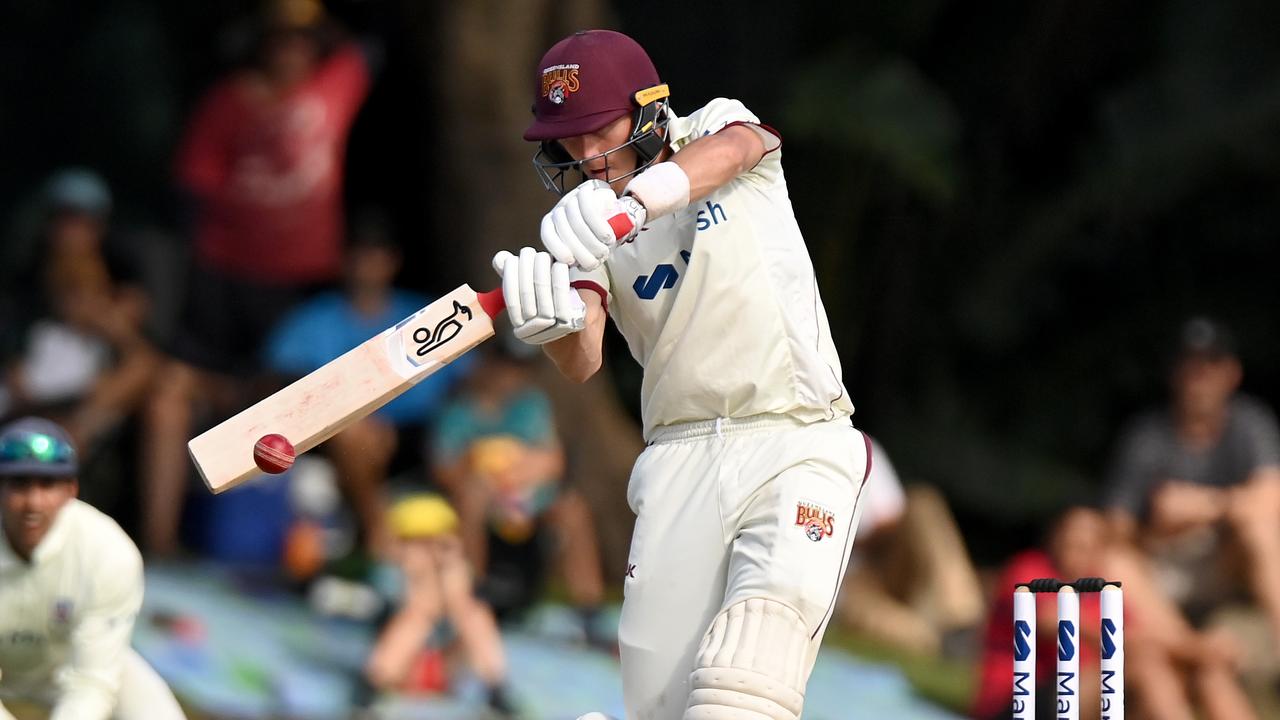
top-left (492, 29), bottom-right (870, 720)
top-left (0, 417), bottom-right (185, 720)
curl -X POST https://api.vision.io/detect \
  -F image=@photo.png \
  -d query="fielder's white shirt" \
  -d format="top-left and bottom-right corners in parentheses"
top-left (572, 98), bottom-right (854, 439)
top-left (0, 499), bottom-right (145, 719)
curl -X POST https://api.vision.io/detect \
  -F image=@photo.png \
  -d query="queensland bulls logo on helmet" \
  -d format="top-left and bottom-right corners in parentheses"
top-left (541, 63), bottom-right (580, 105)
top-left (795, 500), bottom-right (836, 542)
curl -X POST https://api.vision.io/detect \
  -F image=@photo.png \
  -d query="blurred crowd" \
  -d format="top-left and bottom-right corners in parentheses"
top-left (4, 2), bottom-right (1280, 719)
top-left (0, 4), bottom-right (608, 717)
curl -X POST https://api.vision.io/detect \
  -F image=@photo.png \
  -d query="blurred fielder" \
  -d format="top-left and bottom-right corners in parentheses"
top-left (493, 29), bottom-right (869, 720)
top-left (0, 418), bottom-right (185, 720)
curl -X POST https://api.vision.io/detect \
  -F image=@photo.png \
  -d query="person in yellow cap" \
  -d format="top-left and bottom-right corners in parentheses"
top-left (364, 494), bottom-right (517, 717)
top-left (432, 338), bottom-right (608, 647)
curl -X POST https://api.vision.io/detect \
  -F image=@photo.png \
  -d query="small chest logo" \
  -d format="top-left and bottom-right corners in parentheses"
top-left (795, 501), bottom-right (835, 542)
top-left (541, 63), bottom-right (581, 105)
top-left (52, 598), bottom-right (74, 624)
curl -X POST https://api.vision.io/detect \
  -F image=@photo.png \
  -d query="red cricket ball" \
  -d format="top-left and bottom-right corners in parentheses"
top-left (254, 433), bottom-right (296, 474)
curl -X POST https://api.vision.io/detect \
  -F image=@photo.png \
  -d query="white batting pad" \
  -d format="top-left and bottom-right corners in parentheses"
top-left (684, 598), bottom-right (809, 719)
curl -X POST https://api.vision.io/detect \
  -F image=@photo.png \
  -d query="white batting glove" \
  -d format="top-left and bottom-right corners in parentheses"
top-left (540, 179), bottom-right (647, 271)
top-left (492, 247), bottom-right (586, 345)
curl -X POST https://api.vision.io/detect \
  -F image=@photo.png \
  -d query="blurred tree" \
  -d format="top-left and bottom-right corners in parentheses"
top-left (779, 0), bottom-right (1280, 558)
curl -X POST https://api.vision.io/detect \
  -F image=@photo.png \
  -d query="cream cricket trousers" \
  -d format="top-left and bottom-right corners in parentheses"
top-left (618, 414), bottom-right (869, 720)
top-left (0, 648), bottom-right (186, 720)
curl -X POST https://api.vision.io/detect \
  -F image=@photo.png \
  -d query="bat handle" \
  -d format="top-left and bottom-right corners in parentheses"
top-left (607, 195), bottom-right (643, 240)
top-left (477, 288), bottom-right (505, 319)
top-left (479, 204), bottom-right (632, 322)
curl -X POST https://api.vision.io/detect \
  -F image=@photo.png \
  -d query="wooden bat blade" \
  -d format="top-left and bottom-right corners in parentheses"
top-left (189, 284), bottom-right (500, 493)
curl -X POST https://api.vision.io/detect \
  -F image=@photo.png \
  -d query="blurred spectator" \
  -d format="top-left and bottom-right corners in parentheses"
top-left (1107, 533), bottom-right (1258, 720)
top-left (973, 506), bottom-right (1257, 720)
top-left (364, 494), bottom-right (517, 718)
top-left (264, 214), bottom-right (471, 553)
top-left (142, 0), bottom-right (372, 555)
top-left (971, 507), bottom-right (1107, 720)
top-left (834, 438), bottom-right (983, 657)
top-left (1105, 317), bottom-right (1280, 651)
top-left (0, 417), bottom-right (185, 719)
top-left (432, 340), bottom-right (609, 647)
top-left (0, 169), bottom-right (158, 454)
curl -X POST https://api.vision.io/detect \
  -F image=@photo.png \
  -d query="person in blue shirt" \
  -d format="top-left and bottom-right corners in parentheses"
top-left (265, 214), bottom-right (471, 550)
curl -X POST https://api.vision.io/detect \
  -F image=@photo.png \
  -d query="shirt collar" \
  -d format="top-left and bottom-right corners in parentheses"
top-left (663, 105), bottom-right (698, 149)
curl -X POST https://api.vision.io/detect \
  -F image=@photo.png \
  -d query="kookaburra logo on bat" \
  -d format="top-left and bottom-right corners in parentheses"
top-left (412, 301), bottom-right (473, 356)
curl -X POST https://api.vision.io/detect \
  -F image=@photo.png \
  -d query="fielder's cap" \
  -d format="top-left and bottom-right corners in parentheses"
top-left (524, 30), bottom-right (661, 142)
top-left (1177, 316), bottom-right (1236, 359)
top-left (0, 417), bottom-right (78, 478)
top-left (389, 494), bottom-right (459, 539)
top-left (44, 168), bottom-right (112, 217)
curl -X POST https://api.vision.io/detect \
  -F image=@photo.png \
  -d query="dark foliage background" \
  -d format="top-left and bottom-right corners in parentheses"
top-left (3, 0), bottom-right (1277, 563)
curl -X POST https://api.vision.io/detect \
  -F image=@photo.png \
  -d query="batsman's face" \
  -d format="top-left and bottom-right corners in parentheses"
top-left (0, 476), bottom-right (77, 559)
top-left (559, 113), bottom-right (639, 195)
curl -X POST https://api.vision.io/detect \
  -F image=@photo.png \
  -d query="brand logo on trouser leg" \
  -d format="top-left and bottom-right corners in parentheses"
top-left (794, 501), bottom-right (835, 542)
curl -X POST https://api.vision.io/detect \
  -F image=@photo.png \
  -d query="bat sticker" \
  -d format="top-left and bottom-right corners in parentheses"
top-left (412, 301), bottom-right (473, 356)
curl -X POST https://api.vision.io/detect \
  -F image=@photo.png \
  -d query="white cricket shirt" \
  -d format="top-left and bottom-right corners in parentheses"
top-left (572, 98), bottom-right (854, 439)
top-left (0, 499), bottom-right (145, 719)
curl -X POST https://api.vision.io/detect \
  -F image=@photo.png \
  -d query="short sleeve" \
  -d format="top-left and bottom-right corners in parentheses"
top-left (1104, 417), bottom-right (1163, 517)
top-left (315, 44), bottom-right (372, 126)
top-left (676, 98), bottom-right (782, 184)
top-left (570, 264), bottom-right (612, 313)
top-left (1236, 398), bottom-right (1280, 470)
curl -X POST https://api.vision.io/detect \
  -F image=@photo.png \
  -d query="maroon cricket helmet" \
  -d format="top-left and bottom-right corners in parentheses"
top-left (524, 30), bottom-right (661, 142)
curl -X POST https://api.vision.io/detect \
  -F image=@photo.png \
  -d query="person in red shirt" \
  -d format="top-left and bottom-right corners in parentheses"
top-left (141, 0), bottom-right (371, 556)
top-left (972, 507), bottom-right (1105, 720)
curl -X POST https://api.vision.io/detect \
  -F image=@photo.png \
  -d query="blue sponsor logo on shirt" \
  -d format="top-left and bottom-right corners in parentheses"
top-left (633, 265), bottom-right (679, 300)
top-left (695, 200), bottom-right (728, 232)
top-left (633, 250), bottom-right (692, 301)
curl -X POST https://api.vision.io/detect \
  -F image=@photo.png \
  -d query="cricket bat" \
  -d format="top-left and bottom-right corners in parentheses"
top-left (189, 285), bottom-right (505, 493)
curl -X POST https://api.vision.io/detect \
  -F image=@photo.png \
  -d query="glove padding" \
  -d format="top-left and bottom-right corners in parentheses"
top-left (540, 179), bottom-right (646, 271)
top-left (492, 247), bottom-right (586, 345)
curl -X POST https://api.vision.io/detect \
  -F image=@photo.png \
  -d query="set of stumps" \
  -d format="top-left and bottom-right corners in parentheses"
top-left (1013, 578), bottom-right (1123, 719)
